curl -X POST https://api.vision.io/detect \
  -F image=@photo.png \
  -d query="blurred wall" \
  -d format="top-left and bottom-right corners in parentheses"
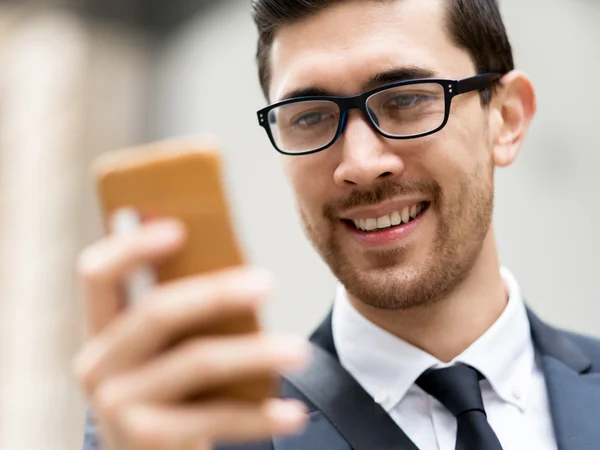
top-left (152, 0), bottom-right (600, 337)
top-left (0, 5), bottom-right (152, 449)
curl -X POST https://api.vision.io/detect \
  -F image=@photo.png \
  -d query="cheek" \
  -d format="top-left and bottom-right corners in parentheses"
top-left (282, 155), bottom-right (332, 217)
top-left (427, 109), bottom-right (490, 178)
top-left (450, 98), bottom-right (492, 158)
top-left (406, 128), bottom-right (489, 216)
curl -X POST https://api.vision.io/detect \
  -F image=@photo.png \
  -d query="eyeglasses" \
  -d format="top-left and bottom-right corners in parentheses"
top-left (257, 73), bottom-right (503, 156)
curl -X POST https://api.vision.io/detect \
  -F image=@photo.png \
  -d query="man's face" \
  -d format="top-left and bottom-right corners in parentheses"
top-left (268, 0), bottom-right (498, 310)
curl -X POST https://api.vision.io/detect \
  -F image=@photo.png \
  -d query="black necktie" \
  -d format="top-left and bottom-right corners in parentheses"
top-left (416, 364), bottom-right (503, 450)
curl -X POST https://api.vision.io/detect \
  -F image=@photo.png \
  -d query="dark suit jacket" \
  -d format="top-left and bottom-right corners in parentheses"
top-left (84, 309), bottom-right (600, 450)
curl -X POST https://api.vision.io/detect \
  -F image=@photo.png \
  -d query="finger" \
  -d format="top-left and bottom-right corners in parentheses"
top-left (95, 334), bottom-right (310, 404)
top-left (118, 399), bottom-right (308, 449)
top-left (78, 218), bottom-right (186, 336)
top-left (74, 267), bottom-right (273, 397)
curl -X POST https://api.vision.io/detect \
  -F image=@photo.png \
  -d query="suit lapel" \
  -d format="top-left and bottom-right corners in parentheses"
top-left (528, 310), bottom-right (600, 450)
top-left (274, 361), bottom-right (353, 450)
top-left (276, 311), bottom-right (418, 450)
top-left (273, 409), bottom-right (352, 450)
top-left (307, 310), bottom-right (338, 359)
top-left (277, 308), bottom-right (600, 450)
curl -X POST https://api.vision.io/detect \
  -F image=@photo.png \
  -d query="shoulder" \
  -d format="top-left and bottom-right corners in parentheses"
top-left (561, 329), bottom-right (600, 371)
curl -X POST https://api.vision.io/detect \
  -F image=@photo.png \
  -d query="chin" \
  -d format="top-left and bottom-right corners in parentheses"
top-left (333, 246), bottom-right (475, 311)
top-left (331, 252), bottom-right (431, 310)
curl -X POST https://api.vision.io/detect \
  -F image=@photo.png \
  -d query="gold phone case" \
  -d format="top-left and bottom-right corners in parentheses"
top-left (93, 137), bottom-right (277, 402)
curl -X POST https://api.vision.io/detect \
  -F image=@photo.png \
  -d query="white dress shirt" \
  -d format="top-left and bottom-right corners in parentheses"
top-left (332, 267), bottom-right (557, 450)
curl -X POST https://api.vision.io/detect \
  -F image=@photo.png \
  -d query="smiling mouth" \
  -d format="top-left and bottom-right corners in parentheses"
top-left (344, 201), bottom-right (430, 232)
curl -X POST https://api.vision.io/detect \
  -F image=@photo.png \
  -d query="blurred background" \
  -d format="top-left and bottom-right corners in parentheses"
top-left (0, 0), bottom-right (598, 448)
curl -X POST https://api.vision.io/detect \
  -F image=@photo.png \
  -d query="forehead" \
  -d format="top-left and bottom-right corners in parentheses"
top-left (268, 0), bottom-right (476, 101)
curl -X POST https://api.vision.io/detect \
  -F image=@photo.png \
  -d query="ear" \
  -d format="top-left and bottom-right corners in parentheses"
top-left (489, 71), bottom-right (537, 168)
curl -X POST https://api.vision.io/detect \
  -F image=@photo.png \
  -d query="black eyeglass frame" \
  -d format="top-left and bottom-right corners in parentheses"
top-left (257, 72), bottom-right (503, 156)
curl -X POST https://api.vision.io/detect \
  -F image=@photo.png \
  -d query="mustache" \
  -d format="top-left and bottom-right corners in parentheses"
top-left (323, 180), bottom-right (442, 220)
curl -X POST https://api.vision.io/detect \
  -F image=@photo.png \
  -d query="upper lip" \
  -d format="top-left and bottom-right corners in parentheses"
top-left (339, 198), bottom-right (429, 220)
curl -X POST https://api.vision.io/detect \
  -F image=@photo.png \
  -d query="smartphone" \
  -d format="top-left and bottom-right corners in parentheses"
top-left (92, 136), bottom-right (277, 402)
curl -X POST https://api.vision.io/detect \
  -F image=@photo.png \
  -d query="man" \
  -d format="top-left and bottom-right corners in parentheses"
top-left (77, 0), bottom-right (600, 449)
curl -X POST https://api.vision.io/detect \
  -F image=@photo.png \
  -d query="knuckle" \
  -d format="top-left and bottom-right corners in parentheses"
top-left (142, 302), bottom-right (171, 332)
top-left (73, 348), bottom-right (105, 399)
top-left (127, 424), bottom-right (161, 449)
top-left (124, 411), bottom-right (169, 450)
top-left (174, 338), bottom-right (218, 376)
top-left (77, 247), bottom-right (106, 284)
top-left (187, 340), bottom-right (217, 371)
top-left (93, 381), bottom-right (124, 421)
top-left (74, 363), bottom-right (98, 399)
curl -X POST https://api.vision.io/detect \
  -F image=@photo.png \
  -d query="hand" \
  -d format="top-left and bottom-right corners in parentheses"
top-left (74, 219), bottom-right (310, 450)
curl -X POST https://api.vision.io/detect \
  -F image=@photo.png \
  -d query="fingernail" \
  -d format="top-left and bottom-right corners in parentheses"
top-left (271, 336), bottom-right (311, 371)
top-left (239, 268), bottom-right (274, 300)
top-left (146, 220), bottom-right (184, 246)
top-left (265, 400), bottom-right (308, 430)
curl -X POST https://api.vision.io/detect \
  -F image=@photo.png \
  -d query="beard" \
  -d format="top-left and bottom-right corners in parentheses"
top-left (299, 162), bottom-right (494, 310)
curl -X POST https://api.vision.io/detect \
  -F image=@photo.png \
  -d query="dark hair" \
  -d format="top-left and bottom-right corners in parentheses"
top-left (251, 0), bottom-right (514, 103)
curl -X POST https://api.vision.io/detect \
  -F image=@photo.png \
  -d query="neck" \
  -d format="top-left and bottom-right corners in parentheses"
top-left (348, 230), bottom-right (508, 362)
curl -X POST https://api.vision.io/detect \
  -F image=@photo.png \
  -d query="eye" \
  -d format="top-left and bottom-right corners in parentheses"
top-left (386, 94), bottom-right (430, 109)
top-left (293, 112), bottom-right (326, 126)
top-left (291, 110), bottom-right (337, 128)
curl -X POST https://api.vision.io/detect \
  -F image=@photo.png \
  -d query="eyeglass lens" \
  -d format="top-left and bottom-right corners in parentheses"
top-left (268, 82), bottom-right (446, 154)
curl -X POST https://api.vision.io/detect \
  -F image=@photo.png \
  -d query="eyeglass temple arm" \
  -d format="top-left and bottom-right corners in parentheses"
top-left (456, 73), bottom-right (503, 94)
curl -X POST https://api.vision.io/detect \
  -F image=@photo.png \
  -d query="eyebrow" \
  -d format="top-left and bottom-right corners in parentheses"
top-left (278, 66), bottom-right (438, 102)
top-left (366, 67), bottom-right (437, 91)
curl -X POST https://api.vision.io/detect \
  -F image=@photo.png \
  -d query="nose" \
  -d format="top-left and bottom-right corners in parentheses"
top-left (333, 110), bottom-right (405, 187)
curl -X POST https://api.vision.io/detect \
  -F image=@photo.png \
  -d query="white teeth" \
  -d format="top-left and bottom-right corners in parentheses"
top-left (365, 218), bottom-right (378, 231)
top-left (377, 215), bottom-right (391, 228)
top-left (401, 206), bottom-right (410, 224)
top-left (351, 203), bottom-right (425, 231)
top-left (410, 204), bottom-right (418, 219)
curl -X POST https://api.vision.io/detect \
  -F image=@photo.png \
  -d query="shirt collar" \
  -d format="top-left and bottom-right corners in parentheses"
top-left (454, 267), bottom-right (534, 410)
top-left (332, 267), bottom-right (535, 412)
